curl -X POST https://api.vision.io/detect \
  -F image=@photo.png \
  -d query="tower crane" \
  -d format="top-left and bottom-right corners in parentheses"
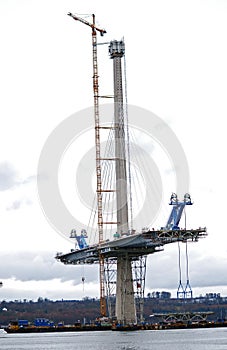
top-left (67, 13), bottom-right (106, 36)
top-left (67, 12), bottom-right (107, 317)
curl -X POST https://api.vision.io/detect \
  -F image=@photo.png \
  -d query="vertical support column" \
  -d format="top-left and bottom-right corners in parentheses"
top-left (116, 256), bottom-right (136, 324)
top-left (132, 256), bottom-right (147, 323)
top-left (109, 40), bottom-right (136, 324)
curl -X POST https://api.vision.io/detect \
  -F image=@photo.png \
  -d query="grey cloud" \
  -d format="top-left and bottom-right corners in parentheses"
top-left (21, 175), bottom-right (36, 185)
top-left (6, 200), bottom-right (22, 211)
top-left (0, 161), bottom-right (36, 192)
top-left (0, 161), bottom-right (36, 211)
top-left (6, 198), bottom-right (33, 211)
top-left (0, 247), bottom-right (226, 296)
top-left (0, 251), bottom-right (98, 284)
top-left (0, 162), bottom-right (18, 191)
top-left (189, 254), bottom-right (227, 288)
top-left (146, 246), bottom-right (227, 291)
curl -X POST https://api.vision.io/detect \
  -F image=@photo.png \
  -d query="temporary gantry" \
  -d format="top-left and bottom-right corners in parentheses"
top-left (56, 13), bottom-right (207, 325)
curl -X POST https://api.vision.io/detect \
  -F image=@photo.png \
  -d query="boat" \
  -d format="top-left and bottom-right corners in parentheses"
top-left (4, 319), bottom-right (112, 334)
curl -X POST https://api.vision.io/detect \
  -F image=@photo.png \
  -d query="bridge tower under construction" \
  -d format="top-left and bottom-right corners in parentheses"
top-left (55, 13), bottom-right (207, 327)
top-left (109, 40), bottom-right (136, 324)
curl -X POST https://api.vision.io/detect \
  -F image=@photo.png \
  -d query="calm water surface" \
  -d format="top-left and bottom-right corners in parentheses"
top-left (1, 328), bottom-right (227, 350)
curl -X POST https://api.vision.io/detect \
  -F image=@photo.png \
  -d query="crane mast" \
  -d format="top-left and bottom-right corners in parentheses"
top-left (68, 12), bottom-right (107, 317)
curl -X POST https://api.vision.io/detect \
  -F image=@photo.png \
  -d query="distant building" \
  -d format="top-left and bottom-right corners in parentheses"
top-left (147, 291), bottom-right (171, 299)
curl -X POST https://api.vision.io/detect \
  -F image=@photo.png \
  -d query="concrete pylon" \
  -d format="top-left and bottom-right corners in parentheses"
top-left (115, 256), bottom-right (137, 324)
top-left (109, 40), bottom-right (136, 324)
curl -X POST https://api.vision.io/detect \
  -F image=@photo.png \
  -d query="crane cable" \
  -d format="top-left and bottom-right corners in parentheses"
top-left (184, 207), bottom-right (189, 281)
top-left (177, 205), bottom-right (192, 298)
top-left (177, 240), bottom-right (184, 297)
top-left (184, 207), bottom-right (192, 297)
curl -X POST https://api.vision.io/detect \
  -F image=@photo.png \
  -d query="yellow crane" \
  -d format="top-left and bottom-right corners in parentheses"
top-left (67, 12), bottom-right (107, 317)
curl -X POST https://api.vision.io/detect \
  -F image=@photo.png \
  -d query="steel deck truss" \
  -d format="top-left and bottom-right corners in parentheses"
top-left (153, 311), bottom-right (214, 324)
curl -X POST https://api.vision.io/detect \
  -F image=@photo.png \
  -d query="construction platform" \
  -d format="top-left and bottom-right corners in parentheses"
top-left (56, 227), bottom-right (207, 264)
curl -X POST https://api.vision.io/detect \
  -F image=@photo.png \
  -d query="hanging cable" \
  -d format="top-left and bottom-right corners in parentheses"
top-left (177, 241), bottom-right (184, 298)
top-left (184, 207), bottom-right (193, 298)
top-left (87, 195), bottom-right (98, 245)
top-left (87, 121), bottom-right (116, 243)
top-left (128, 126), bottom-right (164, 231)
top-left (101, 123), bottom-right (115, 240)
top-left (123, 52), bottom-right (133, 231)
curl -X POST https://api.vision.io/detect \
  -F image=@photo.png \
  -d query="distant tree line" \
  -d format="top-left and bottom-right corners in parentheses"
top-left (1, 294), bottom-right (227, 326)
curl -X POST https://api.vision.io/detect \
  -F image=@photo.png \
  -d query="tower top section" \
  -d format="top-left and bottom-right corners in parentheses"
top-left (109, 40), bottom-right (125, 58)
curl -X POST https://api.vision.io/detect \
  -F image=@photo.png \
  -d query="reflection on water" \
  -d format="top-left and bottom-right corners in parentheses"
top-left (1, 328), bottom-right (227, 350)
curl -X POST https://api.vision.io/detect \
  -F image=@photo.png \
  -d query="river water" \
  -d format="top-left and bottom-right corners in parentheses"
top-left (0, 328), bottom-right (227, 350)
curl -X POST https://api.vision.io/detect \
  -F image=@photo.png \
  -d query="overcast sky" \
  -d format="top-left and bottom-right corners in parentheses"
top-left (0, 0), bottom-right (227, 302)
